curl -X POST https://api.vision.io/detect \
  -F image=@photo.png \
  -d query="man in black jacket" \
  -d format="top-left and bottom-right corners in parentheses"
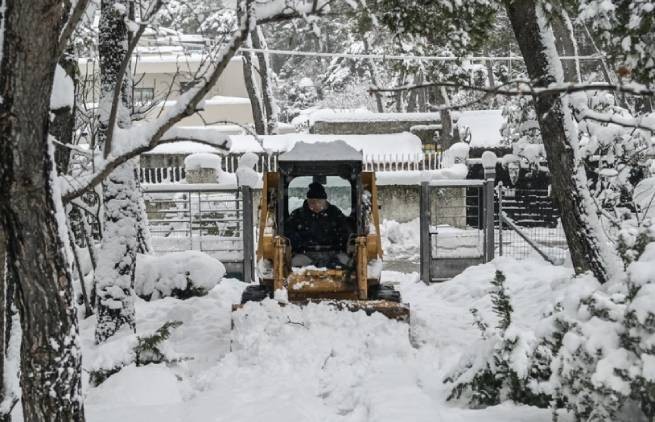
top-left (286, 182), bottom-right (352, 268)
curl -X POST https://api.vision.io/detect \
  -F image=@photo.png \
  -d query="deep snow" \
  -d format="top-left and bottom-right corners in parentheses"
top-left (82, 257), bottom-right (574, 422)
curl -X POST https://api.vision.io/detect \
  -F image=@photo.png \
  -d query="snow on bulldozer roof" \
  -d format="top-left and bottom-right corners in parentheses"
top-left (278, 140), bottom-right (363, 162)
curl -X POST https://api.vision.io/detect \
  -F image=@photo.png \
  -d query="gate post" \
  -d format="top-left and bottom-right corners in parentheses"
top-left (419, 181), bottom-right (431, 284)
top-left (241, 186), bottom-right (255, 283)
top-left (482, 151), bottom-right (497, 262)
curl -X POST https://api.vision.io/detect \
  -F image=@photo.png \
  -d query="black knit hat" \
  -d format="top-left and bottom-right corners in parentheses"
top-left (307, 182), bottom-right (327, 199)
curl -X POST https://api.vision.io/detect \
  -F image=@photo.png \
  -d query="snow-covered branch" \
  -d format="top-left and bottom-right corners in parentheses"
top-left (61, 128), bottom-right (232, 202)
top-left (254, 0), bottom-right (333, 24)
top-left (576, 107), bottom-right (655, 132)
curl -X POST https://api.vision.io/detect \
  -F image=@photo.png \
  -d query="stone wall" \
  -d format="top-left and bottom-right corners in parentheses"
top-left (309, 120), bottom-right (445, 147)
top-left (377, 185), bottom-right (467, 226)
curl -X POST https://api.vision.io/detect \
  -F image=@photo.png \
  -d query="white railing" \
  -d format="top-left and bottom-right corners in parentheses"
top-left (140, 151), bottom-right (444, 184)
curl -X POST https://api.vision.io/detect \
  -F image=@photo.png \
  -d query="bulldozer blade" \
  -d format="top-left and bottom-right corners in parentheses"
top-left (232, 299), bottom-right (410, 322)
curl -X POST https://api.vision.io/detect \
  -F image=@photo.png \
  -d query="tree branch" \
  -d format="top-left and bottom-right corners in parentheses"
top-left (254, 0), bottom-right (334, 24)
top-left (370, 81), bottom-right (655, 97)
top-left (62, 132), bottom-right (232, 202)
top-left (57, 0), bottom-right (91, 58)
top-left (576, 107), bottom-right (655, 132)
top-left (62, 0), bottom-right (256, 202)
top-left (104, 0), bottom-right (165, 158)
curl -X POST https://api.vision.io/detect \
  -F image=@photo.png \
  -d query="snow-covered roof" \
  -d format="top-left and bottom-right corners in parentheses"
top-left (147, 131), bottom-right (424, 157)
top-left (457, 109), bottom-right (506, 148)
top-left (228, 132), bottom-right (423, 157)
top-left (279, 140), bottom-right (363, 162)
top-left (78, 55), bottom-right (243, 75)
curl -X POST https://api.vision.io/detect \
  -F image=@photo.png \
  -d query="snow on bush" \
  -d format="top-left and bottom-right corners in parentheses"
top-left (445, 219), bottom-right (655, 420)
top-left (135, 251), bottom-right (225, 300)
top-left (184, 152), bottom-right (222, 170)
top-left (441, 142), bottom-right (470, 168)
top-left (236, 151), bottom-right (260, 188)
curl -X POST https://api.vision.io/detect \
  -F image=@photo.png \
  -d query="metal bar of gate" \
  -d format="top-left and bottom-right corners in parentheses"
top-left (482, 154), bottom-right (496, 262)
top-left (498, 183), bottom-right (503, 256)
top-left (419, 181), bottom-right (431, 284)
top-left (241, 186), bottom-right (254, 283)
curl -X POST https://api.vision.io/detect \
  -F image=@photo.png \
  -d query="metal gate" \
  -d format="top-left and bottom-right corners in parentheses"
top-left (419, 157), bottom-right (496, 282)
top-left (142, 184), bottom-right (255, 281)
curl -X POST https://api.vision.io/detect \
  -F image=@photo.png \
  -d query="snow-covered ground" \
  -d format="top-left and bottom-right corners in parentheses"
top-left (82, 256), bottom-right (574, 422)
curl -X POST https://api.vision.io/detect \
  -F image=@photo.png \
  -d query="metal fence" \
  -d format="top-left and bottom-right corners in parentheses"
top-left (420, 177), bottom-right (496, 283)
top-left (496, 186), bottom-right (569, 264)
top-left (142, 184), bottom-right (254, 280)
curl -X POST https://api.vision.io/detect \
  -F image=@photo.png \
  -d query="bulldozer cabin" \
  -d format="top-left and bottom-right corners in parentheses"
top-left (233, 140), bottom-right (410, 321)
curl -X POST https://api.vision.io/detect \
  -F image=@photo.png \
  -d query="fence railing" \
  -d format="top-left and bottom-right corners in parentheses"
top-left (496, 186), bottom-right (569, 264)
top-left (140, 151), bottom-right (444, 184)
top-left (142, 184), bottom-right (255, 280)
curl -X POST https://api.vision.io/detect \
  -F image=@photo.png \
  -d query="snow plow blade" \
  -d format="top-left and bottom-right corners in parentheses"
top-left (232, 299), bottom-right (410, 322)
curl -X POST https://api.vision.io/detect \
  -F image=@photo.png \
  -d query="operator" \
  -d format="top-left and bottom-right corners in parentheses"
top-left (286, 182), bottom-right (352, 268)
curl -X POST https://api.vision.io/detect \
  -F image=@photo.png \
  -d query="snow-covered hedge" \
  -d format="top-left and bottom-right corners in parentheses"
top-left (448, 225), bottom-right (655, 421)
top-left (445, 270), bottom-right (550, 408)
top-left (135, 251), bottom-right (226, 300)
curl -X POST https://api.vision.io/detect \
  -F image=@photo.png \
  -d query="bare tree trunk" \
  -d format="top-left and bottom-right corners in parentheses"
top-left (0, 0), bottom-right (85, 418)
top-left (251, 28), bottom-right (278, 134)
top-left (243, 38), bottom-right (267, 135)
top-left (505, 0), bottom-right (615, 283)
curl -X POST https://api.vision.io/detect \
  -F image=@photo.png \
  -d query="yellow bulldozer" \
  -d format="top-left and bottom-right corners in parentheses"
top-left (235, 140), bottom-right (410, 321)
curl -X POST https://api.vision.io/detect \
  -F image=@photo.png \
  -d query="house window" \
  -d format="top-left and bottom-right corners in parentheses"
top-left (179, 80), bottom-right (197, 93)
top-left (133, 87), bottom-right (154, 103)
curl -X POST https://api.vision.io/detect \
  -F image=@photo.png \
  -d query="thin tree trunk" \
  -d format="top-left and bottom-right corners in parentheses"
top-left (243, 38), bottom-right (266, 135)
top-left (504, 0), bottom-right (615, 282)
top-left (407, 72), bottom-right (420, 112)
top-left (435, 87), bottom-right (454, 146)
top-left (394, 68), bottom-right (406, 112)
top-left (0, 0), bottom-right (85, 418)
top-left (362, 36), bottom-right (384, 113)
top-left (51, 51), bottom-right (78, 175)
top-left (251, 28), bottom-right (278, 134)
